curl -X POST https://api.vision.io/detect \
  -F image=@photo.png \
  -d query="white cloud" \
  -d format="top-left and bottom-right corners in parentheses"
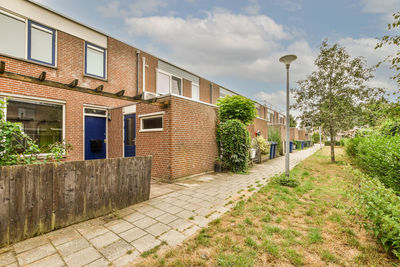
top-left (124, 9), bottom-right (315, 84)
top-left (96, 0), bottom-right (167, 18)
top-left (96, 1), bottom-right (121, 18)
top-left (242, 0), bottom-right (260, 15)
top-left (273, 0), bottom-right (302, 12)
top-left (360, 0), bottom-right (400, 14)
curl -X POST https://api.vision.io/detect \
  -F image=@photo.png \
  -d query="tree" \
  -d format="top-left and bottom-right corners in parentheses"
top-left (376, 11), bottom-right (400, 91)
top-left (289, 115), bottom-right (297, 127)
top-left (292, 40), bottom-right (383, 162)
top-left (217, 95), bottom-right (257, 125)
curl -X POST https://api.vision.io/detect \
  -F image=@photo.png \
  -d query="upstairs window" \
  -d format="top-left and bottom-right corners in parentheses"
top-left (156, 70), bottom-right (182, 96)
top-left (0, 11), bottom-right (57, 66)
top-left (192, 83), bottom-right (199, 100)
top-left (85, 42), bottom-right (106, 79)
top-left (0, 12), bottom-right (25, 58)
top-left (28, 21), bottom-right (56, 66)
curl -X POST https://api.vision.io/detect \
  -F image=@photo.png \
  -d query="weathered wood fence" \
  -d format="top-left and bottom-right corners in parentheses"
top-left (0, 156), bottom-right (152, 247)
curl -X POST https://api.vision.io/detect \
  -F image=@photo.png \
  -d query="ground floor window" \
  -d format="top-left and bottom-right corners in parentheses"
top-left (5, 99), bottom-right (64, 151)
top-left (139, 112), bottom-right (164, 132)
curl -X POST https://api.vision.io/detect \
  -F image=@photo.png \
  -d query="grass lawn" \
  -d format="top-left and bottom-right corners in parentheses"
top-left (136, 147), bottom-right (399, 266)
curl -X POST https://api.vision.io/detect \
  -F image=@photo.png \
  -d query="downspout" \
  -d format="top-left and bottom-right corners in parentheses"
top-left (136, 50), bottom-right (140, 96)
top-left (210, 83), bottom-right (213, 104)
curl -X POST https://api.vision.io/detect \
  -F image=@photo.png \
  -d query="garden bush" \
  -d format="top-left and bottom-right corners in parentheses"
top-left (352, 168), bottom-right (400, 259)
top-left (268, 128), bottom-right (281, 154)
top-left (217, 95), bottom-right (257, 126)
top-left (379, 118), bottom-right (400, 136)
top-left (217, 119), bottom-right (250, 173)
top-left (354, 135), bottom-right (400, 192)
top-left (251, 136), bottom-right (270, 155)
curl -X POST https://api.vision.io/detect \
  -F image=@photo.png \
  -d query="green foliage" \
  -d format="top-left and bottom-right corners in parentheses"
top-left (376, 11), bottom-right (400, 90)
top-left (268, 127), bottom-right (281, 154)
top-left (292, 40), bottom-right (383, 162)
top-left (354, 168), bottom-right (400, 259)
top-left (352, 135), bottom-right (400, 192)
top-left (289, 115), bottom-right (297, 127)
top-left (0, 98), bottom-right (72, 166)
top-left (311, 132), bottom-right (321, 144)
top-left (378, 118), bottom-right (400, 136)
top-left (217, 119), bottom-right (250, 173)
top-left (275, 174), bottom-right (299, 188)
top-left (251, 135), bottom-right (270, 154)
top-left (217, 95), bottom-right (257, 126)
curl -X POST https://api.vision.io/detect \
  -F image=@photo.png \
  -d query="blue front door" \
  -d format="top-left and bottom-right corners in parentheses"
top-left (85, 116), bottom-right (106, 160)
top-left (124, 114), bottom-right (136, 157)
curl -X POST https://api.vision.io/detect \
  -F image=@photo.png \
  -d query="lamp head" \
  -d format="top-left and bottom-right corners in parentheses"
top-left (279, 54), bottom-right (297, 65)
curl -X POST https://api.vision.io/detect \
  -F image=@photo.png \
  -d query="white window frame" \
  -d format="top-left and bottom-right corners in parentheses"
top-left (1, 95), bottom-right (66, 157)
top-left (84, 42), bottom-right (107, 79)
top-left (139, 112), bottom-right (164, 132)
top-left (156, 69), bottom-right (183, 96)
top-left (0, 10), bottom-right (57, 67)
top-left (191, 82), bottom-right (199, 101)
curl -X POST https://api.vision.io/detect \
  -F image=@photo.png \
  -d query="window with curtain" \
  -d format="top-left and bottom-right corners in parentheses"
top-left (85, 43), bottom-right (106, 78)
top-left (29, 22), bottom-right (55, 65)
top-left (192, 83), bottom-right (199, 100)
top-left (0, 12), bottom-right (25, 59)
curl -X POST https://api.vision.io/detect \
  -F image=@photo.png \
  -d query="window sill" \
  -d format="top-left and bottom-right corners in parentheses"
top-left (83, 74), bottom-right (108, 82)
top-left (139, 129), bottom-right (163, 133)
top-left (0, 53), bottom-right (58, 70)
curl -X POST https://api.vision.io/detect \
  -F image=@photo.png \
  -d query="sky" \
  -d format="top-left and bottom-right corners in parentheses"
top-left (34, 0), bottom-right (399, 112)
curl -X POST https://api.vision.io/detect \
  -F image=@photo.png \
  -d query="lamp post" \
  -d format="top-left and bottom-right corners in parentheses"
top-left (279, 54), bottom-right (297, 178)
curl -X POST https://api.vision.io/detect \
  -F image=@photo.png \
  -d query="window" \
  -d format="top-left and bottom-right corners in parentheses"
top-left (158, 71), bottom-right (170, 94)
top-left (28, 21), bottom-right (56, 65)
top-left (85, 42), bottom-right (106, 79)
top-left (171, 76), bottom-right (182, 95)
top-left (6, 99), bottom-right (63, 151)
top-left (157, 70), bottom-right (183, 96)
top-left (0, 12), bottom-right (25, 58)
top-left (0, 11), bottom-right (57, 66)
top-left (192, 83), bottom-right (199, 100)
top-left (139, 113), bottom-right (164, 132)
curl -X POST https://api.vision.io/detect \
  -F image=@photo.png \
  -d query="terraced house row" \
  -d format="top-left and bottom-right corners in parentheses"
top-left (0, 0), bottom-right (289, 180)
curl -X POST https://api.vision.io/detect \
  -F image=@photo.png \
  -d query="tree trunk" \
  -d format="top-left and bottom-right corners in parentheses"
top-left (329, 124), bottom-right (335, 162)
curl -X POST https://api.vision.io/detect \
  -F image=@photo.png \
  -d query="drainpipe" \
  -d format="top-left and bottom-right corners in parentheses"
top-left (136, 50), bottom-right (140, 96)
top-left (210, 83), bottom-right (213, 104)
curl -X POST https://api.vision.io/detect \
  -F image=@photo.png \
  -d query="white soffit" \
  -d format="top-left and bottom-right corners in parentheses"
top-left (0, 0), bottom-right (107, 48)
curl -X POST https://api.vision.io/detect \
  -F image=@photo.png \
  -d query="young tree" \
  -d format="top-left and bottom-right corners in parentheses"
top-left (217, 95), bottom-right (257, 125)
top-left (376, 11), bottom-right (400, 91)
top-left (292, 40), bottom-right (383, 162)
top-left (289, 115), bottom-right (297, 127)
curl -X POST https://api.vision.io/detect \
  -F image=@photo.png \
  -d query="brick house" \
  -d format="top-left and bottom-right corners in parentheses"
top-left (0, 0), bottom-right (286, 180)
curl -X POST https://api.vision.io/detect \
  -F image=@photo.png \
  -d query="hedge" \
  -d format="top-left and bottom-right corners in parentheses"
top-left (352, 135), bottom-right (400, 192)
top-left (351, 167), bottom-right (400, 259)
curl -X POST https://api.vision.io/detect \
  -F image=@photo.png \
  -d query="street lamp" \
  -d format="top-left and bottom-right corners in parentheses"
top-left (279, 54), bottom-right (297, 178)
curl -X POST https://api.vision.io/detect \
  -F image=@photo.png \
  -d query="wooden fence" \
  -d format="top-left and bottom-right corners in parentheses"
top-left (0, 156), bottom-right (152, 247)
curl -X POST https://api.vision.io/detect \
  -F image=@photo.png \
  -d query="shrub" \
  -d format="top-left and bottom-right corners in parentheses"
top-left (217, 95), bottom-right (257, 126)
top-left (268, 128), bottom-right (281, 154)
top-left (379, 118), bottom-right (400, 136)
top-left (312, 132), bottom-right (321, 144)
top-left (251, 136), bottom-right (270, 154)
top-left (354, 135), bottom-right (400, 192)
top-left (353, 168), bottom-right (400, 259)
top-left (344, 137), bottom-right (361, 157)
top-left (275, 174), bottom-right (299, 187)
top-left (217, 119), bottom-right (250, 173)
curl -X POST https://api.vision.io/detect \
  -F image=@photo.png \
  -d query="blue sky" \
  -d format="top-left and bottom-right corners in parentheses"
top-left (35, 0), bottom-right (399, 110)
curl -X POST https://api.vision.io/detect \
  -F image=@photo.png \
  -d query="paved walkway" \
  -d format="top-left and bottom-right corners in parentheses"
top-left (0, 146), bottom-right (320, 267)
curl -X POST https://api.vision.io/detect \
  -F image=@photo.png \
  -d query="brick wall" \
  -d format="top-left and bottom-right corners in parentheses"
top-left (298, 129), bottom-right (306, 140)
top-left (108, 108), bottom-right (123, 158)
top-left (212, 84), bottom-right (220, 105)
top-left (182, 79), bottom-right (192, 98)
top-left (135, 100), bottom-right (172, 179)
top-left (170, 96), bottom-right (218, 179)
top-left (140, 51), bottom-right (158, 94)
top-left (199, 78), bottom-right (211, 103)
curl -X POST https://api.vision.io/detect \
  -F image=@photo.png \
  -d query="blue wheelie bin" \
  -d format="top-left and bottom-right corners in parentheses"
top-left (301, 141), bottom-right (305, 149)
top-left (289, 141), bottom-right (293, 153)
top-left (269, 141), bottom-right (274, 159)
